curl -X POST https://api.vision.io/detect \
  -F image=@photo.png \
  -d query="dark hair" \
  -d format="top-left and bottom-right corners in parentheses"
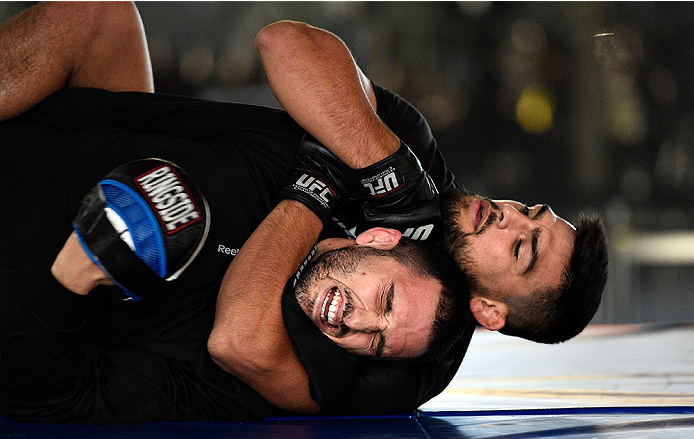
top-left (499, 214), bottom-right (608, 343)
top-left (387, 239), bottom-right (473, 360)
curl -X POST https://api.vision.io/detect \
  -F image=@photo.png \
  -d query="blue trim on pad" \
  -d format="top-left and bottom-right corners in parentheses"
top-left (101, 179), bottom-right (167, 278)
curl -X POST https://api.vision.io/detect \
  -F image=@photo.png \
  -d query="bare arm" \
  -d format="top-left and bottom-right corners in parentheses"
top-left (0, 1), bottom-right (153, 122)
top-left (208, 21), bottom-right (408, 411)
top-left (208, 200), bottom-right (322, 414)
top-left (255, 20), bottom-right (400, 168)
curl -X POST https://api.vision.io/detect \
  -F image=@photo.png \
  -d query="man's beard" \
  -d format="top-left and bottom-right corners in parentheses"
top-left (294, 245), bottom-right (374, 321)
top-left (440, 187), bottom-right (477, 264)
top-left (439, 186), bottom-right (495, 293)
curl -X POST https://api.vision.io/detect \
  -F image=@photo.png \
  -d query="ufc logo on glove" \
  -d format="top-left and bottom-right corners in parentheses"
top-left (359, 167), bottom-right (402, 197)
top-left (293, 173), bottom-right (336, 208)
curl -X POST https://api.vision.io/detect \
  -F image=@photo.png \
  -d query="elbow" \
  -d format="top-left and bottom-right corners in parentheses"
top-left (255, 20), bottom-right (312, 56)
top-left (207, 328), bottom-right (247, 376)
top-left (207, 328), bottom-right (269, 378)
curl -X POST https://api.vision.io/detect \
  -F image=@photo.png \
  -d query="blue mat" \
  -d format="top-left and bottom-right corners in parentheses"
top-left (3, 407), bottom-right (694, 439)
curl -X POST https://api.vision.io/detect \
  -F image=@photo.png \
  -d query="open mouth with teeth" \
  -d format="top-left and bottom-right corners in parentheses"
top-left (320, 286), bottom-right (343, 327)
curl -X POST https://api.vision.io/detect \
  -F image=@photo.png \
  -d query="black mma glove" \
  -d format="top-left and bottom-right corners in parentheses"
top-left (354, 142), bottom-right (441, 241)
top-left (278, 134), bottom-right (359, 225)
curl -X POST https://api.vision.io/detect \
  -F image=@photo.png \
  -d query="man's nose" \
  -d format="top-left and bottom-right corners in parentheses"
top-left (498, 204), bottom-right (532, 230)
top-left (346, 309), bottom-right (386, 333)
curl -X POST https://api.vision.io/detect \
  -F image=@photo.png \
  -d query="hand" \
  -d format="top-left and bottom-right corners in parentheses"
top-left (278, 134), bottom-right (360, 225)
top-left (51, 232), bottom-right (113, 295)
top-left (354, 142), bottom-right (441, 241)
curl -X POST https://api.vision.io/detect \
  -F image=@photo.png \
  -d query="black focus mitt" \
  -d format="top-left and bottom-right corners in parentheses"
top-left (73, 158), bottom-right (210, 301)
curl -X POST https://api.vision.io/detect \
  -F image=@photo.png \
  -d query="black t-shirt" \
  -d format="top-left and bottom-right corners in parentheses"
top-left (1, 88), bottom-right (304, 422)
top-left (0, 85), bottom-right (470, 423)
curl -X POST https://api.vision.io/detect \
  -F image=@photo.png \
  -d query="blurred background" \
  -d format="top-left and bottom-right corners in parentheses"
top-left (3, 1), bottom-right (693, 325)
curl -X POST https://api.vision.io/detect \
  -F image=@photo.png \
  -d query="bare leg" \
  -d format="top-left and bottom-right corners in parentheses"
top-left (0, 1), bottom-right (153, 121)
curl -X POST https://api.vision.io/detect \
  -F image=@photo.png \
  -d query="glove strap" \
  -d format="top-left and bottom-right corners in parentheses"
top-left (354, 141), bottom-right (424, 200)
top-left (278, 170), bottom-right (340, 223)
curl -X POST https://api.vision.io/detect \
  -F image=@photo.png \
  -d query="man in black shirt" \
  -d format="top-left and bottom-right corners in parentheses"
top-left (0, 2), bottom-right (472, 422)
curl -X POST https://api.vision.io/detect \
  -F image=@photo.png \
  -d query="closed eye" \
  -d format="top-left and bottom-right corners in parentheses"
top-left (514, 205), bottom-right (531, 260)
top-left (384, 283), bottom-right (394, 315)
top-left (372, 333), bottom-right (386, 358)
top-left (370, 283), bottom-right (394, 358)
top-left (369, 334), bottom-right (378, 355)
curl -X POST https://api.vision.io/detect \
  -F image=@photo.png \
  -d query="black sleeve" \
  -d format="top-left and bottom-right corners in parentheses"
top-left (281, 279), bottom-right (473, 415)
top-left (374, 83), bottom-right (457, 192)
top-left (0, 275), bottom-right (274, 424)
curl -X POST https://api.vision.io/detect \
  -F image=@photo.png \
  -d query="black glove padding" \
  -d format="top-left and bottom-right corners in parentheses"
top-left (278, 134), bottom-right (359, 225)
top-left (354, 142), bottom-right (441, 241)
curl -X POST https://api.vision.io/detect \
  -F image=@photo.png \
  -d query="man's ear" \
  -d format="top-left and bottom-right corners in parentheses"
top-left (355, 227), bottom-right (402, 250)
top-left (469, 296), bottom-right (508, 331)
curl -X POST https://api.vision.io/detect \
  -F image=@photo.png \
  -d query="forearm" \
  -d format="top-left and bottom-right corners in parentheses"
top-left (208, 199), bottom-right (322, 413)
top-left (255, 20), bottom-right (399, 168)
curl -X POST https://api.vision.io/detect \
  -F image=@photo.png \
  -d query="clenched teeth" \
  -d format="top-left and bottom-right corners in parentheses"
top-left (321, 287), bottom-right (342, 326)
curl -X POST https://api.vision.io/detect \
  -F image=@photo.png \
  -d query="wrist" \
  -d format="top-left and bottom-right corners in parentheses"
top-left (348, 129), bottom-right (401, 169)
top-left (354, 141), bottom-right (425, 199)
top-left (279, 134), bottom-right (355, 225)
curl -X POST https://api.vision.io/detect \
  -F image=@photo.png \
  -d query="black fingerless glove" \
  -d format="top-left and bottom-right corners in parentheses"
top-left (354, 142), bottom-right (441, 241)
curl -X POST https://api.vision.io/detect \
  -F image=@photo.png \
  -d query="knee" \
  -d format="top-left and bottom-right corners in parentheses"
top-left (86, 2), bottom-right (143, 44)
top-left (67, 1), bottom-right (153, 92)
top-left (45, 2), bottom-right (137, 32)
top-left (38, 2), bottom-right (144, 55)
